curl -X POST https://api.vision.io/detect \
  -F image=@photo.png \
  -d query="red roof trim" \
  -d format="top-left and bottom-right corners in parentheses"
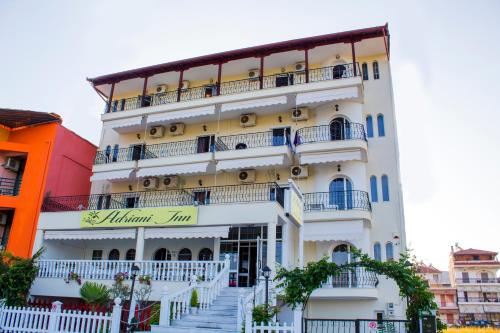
top-left (88, 24), bottom-right (389, 86)
top-left (453, 248), bottom-right (498, 256)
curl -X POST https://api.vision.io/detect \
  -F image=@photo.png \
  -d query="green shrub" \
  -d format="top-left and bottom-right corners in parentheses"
top-left (252, 304), bottom-right (279, 324)
top-left (190, 289), bottom-right (199, 307)
top-left (79, 282), bottom-right (110, 311)
top-left (149, 303), bottom-right (161, 325)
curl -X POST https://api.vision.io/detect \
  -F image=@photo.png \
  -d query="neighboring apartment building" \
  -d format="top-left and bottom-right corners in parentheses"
top-left (417, 264), bottom-right (459, 325)
top-left (449, 246), bottom-right (500, 325)
top-left (0, 109), bottom-right (96, 257)
top-left (32, 25), bottom-right (408, 321)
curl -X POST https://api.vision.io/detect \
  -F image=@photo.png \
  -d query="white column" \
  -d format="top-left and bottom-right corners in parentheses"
top-left (159, 286), bottom-right (170, 326)
top-left (298, 226), bottom-right (304, 268)
top-left (267, 221), bottom-right (277, 278)
top-left (32, 230), bottom-right (44, 255)
top-left (135, 227), bottom-right (145, 261)
top-left (110, 298), bottom-right (122, 333)
top-left (213, 238), bottom-right (221, 261)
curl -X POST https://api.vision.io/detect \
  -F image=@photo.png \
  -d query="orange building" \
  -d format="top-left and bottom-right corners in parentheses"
top-left (0, 109), bottom-right (96, 257)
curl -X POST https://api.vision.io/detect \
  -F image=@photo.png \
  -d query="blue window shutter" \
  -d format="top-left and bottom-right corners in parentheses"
top-left (370, 176), bottom-right (378, 202)
top-left (386, 242), bottom-right (394, 261)
top-left (377, 114), bottom-right (385, 137)
top-left (366, 115), bottom-right (374, 138)
top-left (381, 175), bottom-right (390, 201)
top-left (374, 243), bottom-right (382, 261)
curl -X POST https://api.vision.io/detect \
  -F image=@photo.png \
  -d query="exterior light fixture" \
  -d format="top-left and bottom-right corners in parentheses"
top-left (128, 185), bottom-right (133, 191)
top-left (262, 266), bottom-right (271, 306)
top-left (136, 134), bottom-right (141, 139)
top-left (337, 164), bottom-right (341, 172)
top-left (203, 125), bottom-right (207, 131)
top-left (126, 264), bottom-right (141, 332)
top-left (198, 179), bottom-right (203, 186)
top-left (335, 104), bottom-right (339, 111)
top-left (278, 116), bottom-right (282, 123)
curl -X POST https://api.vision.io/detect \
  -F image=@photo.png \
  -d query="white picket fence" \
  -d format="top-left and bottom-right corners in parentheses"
top-left (0, 299), bottom-right (121, 333)
top-left (252, 322), bottom-right (295, 333)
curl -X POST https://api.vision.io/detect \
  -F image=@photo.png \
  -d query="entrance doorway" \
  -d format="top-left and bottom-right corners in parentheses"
top-left (238, 242), bottom-right (258, 287)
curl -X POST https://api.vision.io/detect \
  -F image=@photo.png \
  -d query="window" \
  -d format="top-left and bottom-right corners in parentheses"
top-left (462, 272), bottom-right (470, 283)
top-left (125, 249), bottom-right (136, 261)
top-left (480, 272), bottom-right (489, 282)
top-left (374, 242), bottom-right (382, 261)
top-left (472, 255), bottom-right (480, 260)
top-left (329, 177), bottom-right (353, 210)
top-left (108, 249), bottom-right (120, 260)
top-left (385, 242), bottom-right (394, 261)
top-left (330, 117), bottom-right (351, 141)
top-left (366, 115), bottom-right (374, 138)
top-left (105, 145), bottom-right (111, 162)
top-left (362, 63), bottom-right (369, 80)
top-left (370, 176), bottom-right (378, 202)
top-left (332, 244), bottom-right (356, 287)
top-left (381, 175), bottom-right (390, 201)
top-left (91, 250), bottom-right (103, 260)
top-left (153, 248), bottom-right (171, 261)
top-left (372, 61), bottom-right (380, 80)
top-left (377, 114), bottom-right (385, 137)
top-left (112, 144), bottom-right (119, 162)
top-left (178, 248), bottom-right (192, 261)
top-left (198, 248), bottom-right (213, 261)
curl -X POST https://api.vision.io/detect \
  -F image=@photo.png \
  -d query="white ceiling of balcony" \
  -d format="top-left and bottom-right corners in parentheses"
top-left (144, 225), bottom-right (229, 239)
top-left (44, 229), bottom-right (136, 240)
top-left (296, 86), bottom-right (359, 106)
top-left (104, 115), bottom-right (146, 133)
top-left (299, 151), bottom-right (364, 165)
top-left (216, 155), bottom-right (286, 171)
top-left (304, 220), bottom-right (364, 242)
top-left (220, 95), bottom-right (288, 115)
top-left (90, 169), bottom-right (134, 182)
top-left (147, 105), bottom-right (216, 125)
top-left (137, 162), bottom-right (211, 177)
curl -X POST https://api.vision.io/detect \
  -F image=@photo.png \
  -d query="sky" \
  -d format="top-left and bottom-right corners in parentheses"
top-left (0, 0), bottom-right (499, 270)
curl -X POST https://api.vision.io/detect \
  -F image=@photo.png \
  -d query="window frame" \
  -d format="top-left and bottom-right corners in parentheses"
top-left (372, 61), bottom-right (380, 80)
top-left (385, 242), bottom-right (394, 261)
top-left (374, 242), bottom-right (382, 261)
top-left (381, 175), bottom-right (390, 202)
top-left (362, 63), bottom-right (369, 80)
top-left (370, 175), bottom-right (378, 202)
top-left (377, 114), bottom-right (385, 137)
top-left (366, 115), bottom-right (374, 138)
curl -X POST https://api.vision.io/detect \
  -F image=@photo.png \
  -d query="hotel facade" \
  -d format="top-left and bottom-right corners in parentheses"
top-left (31, 25), bottom-right (408, 321)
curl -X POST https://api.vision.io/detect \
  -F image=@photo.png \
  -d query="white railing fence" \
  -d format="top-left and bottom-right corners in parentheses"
top-left (158, 255), bottom-right (230, 327)
top-left (37, 259), bottom-right (226, 282)
top-left (238, 279), bottom-right (266, 332)
top-left (252, 322), bottom-right (295, 333)
top-left (246, 307), bottom-right (302, 333)
top-left (0, 298), bottom-right (122, 333)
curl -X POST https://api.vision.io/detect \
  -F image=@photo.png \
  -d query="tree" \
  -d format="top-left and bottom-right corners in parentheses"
top-left (79, 282), bottom-right (110, 311)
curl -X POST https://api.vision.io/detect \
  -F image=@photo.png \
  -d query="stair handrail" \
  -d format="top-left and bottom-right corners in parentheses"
top-left (197, 254), bottom-right (231, 309)
top-left (237, 279), bottom-right (266, 332)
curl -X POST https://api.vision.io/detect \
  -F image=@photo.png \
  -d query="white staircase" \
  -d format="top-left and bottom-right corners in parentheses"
top-left (152, 287), bottom-right (245, 333)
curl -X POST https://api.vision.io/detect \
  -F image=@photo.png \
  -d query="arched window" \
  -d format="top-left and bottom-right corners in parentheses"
top-left (108, 249), bottom-right (120, 260)
top-left (112, 144), bottom-right (119, 162)
top-left (366, 115), bottom-right (374, 138)
top-left (372, 61), bottom-right (380, 80)
top-left (198, 248), bottom-right (214, 261)
top-left (329, 177), bottom-right (353, 210)
top-left (374, 243), bottom-right (382, 261)
top-left (153, 248), bottom-right (171, 261)
top-left (370, 176), bottom-right (378, 202)
top-left (178, 248), bottom-right (192, 261)
top-left (330, 117), bottom-right (351, 141)
top-left (125, 249), bottom-right (136, 261)
top-left (386, 242), bottom-right (394, 261)
top-left (377, 114), bottom-right (385, 137)
top-left (381, 175), bottom-right (390, 202)
top-left (362, 63), bottom-right (369, 80)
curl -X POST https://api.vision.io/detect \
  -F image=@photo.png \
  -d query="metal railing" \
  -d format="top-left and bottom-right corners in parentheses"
top-left (0, 177), bottom-right (20, 196)
top-left (456, 277), bottom-right (500, 284)
top-left (215, 130), bottom-right (291, 151)
top-left (322, 268), bottom-right (378, 288)
top-left (295, 123), bottom-right (366, 145)
top-left (303, 190), bottom-right (371, 212)
top-left (303, 318), bottom-right (410, 333)
top-left (143, 139), bottom-right (201, 158)
top-left (41, 182), bottom-right (285, 212)
top-left (104, 63), bottom-right (360, 113)
top-left (458, 297), bottom-right (500, 303)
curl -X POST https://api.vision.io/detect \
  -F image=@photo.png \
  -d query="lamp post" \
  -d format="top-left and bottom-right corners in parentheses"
top-left (127, 264), bottom-right (140, 333)
top-left (262, 266), bottom-right (271, 306)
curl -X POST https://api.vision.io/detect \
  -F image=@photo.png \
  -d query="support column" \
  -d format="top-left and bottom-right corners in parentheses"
top-left (177, 70), bottom-right (184, 102)
top-left (267, 220), bottom-right (277, 278)
top-left (107, 82), bottom-right (115, 113)
top-left (298, 225), bottom-right (304, 268)
top-left (135, 227), bottom-right (145, 261)
top-left (259, 56), bottom-right (264, 89)
top-left (216, 63), bottom-right (222, 96)
top-left (304, 49), bottom-right (309, 83)
top-left (213, 237), bottom-right (221, 260)
top-left (282, 223), bottom-right (289, 268)
top-left (141, 76), bottom-right (149, 106)
top-left (351, 41), bottom-right (357, 76)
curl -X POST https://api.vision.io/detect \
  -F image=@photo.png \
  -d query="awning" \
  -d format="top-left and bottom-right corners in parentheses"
top-left (105, 116), bottom-right (145, 132)
top-left (137, 162), bottom-right (209, 177)
top-left (147, 105), bottom-right (216, 124)
top-left (216, 155), bottom-right (285, 171)
top-left (221, 96), bottom-right (287, 113)
top-left (90, 169), bottom-right (134, 182)
top-left (296, 87), bottom-right (358, 105)
top-left (145, 226), bottom-right (229, 239)
top-left (300, 151), bottom-right (362, 165)
top-left (44, 229), bottom-right (136, 240)
top-left (304, 221), bottom-right (364, 242)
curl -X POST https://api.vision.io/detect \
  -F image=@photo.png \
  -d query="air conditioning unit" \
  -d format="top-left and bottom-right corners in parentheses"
top-left (163, 176), bottom-right (179, 189)
top-left (168, 123), bottom-right (185, 136)
top-left (295, 62), bottom-right (306, 72)
top-left (238, 170), bottom-right (256, 183)
top-left (0, 213), bottom-right (7, 226)
top-left (386, 302), bottom-right (395, 310)
top-left (148, 125), bottom-right (165, 138)
top-left (154, 85), bottom-right (168, 94)
top-left (291, 165), bottom-right (308, 179)
top-left (291, 107), bottom-right (309, 121)
top-left (248, 69), bottom-right (259, 80)
top-left (142, 177), bottom-right (159, 190)
top-left (181, 80), bottom-right (190, 90)
top-left (240, 113), bottom-right (256, 127)
top-left (4, 157), bottom-right (20, 172)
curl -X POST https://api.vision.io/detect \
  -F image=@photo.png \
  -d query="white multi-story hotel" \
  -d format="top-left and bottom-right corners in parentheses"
top-left (31, 24), bottom-right (407, 327)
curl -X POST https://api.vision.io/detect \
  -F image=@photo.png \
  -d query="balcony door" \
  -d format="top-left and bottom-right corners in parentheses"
top-left (462, 272), bottom-right (470, 283)
top-left (332, 244), bottom-right (357, 287)
top-left (197, 135), bottom-right (215, 153)
top-left (272, 127), bottom-right (291, 146)
top-left (329, 177), bottom-right (353, 210)
top-left (330, 117), bottom-right (350, 141)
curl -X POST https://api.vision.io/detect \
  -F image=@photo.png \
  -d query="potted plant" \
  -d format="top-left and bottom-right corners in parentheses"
top-left (190, 289), bottom-right (199, 314)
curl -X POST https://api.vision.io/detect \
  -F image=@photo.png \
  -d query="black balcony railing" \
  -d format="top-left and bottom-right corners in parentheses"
top-left (456, 277), bottom-right (500, 284)
top-left (303, 190), bottom-right (371, 212)
top-left (143, 139), bottom-right (203, 159)
top-left (458, 297), bottom-right (500, 303)
top-left (0, 177), bottom-right (21, 196)
top-left (215, 130), bottom-right (291, 151)
top-left (104, 64), bottom-right (360, 114)
top-left (324, 267), bottom-right (378, 288)
top-left (41, 182), bottom-right (285, 212)
top-left (295, 122), bottom-right (366, 145)
top-left (303, 319), bottom-right (410, 333)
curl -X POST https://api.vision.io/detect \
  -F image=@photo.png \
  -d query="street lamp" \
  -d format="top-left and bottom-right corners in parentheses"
top-left (127, 264), bottom-right (140, 332)
top-left (262, 266), bottom-right (271, 306)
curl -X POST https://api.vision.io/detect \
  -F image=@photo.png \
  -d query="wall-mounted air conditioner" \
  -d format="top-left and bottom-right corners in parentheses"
top-left (291, 107), bottom-right (309, 121)
top-left (168, 123), bottom-right (185, 136)
top-left (4, 157), bottom-right (20, 172)
top-left (238, 170), bottom-right (256, 183)
top-left (291, 165), bottom-right (308, 179)
top-left (163, 176), bottom-right (179, 189)
top-left (240, 113), bottom-right (256, 127)
top-left (142, 177), bottom-right (159, 190)
top-left (148, 126), bottom-right (165, 138)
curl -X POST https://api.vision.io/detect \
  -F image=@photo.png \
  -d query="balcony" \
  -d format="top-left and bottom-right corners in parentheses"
top-left (310, 268), bottom-right (379, 299)
top-left (303, 190), bottom-right (371, 222)
top-left (104, 64), bottom-right (360, 115)
top-left (295, 122), bottom-right (367, 165)
top-left (458, 297), bottom-right (500, 303)
top-left (214, 130), bottom-right (293, 171)
top-left (0, 177), bottom-right (20, 196)
top-left (457, 278), bottom-right (500, 284)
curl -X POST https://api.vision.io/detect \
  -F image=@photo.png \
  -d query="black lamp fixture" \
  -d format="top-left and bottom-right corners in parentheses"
top-left (198, 179), bottom-right (203, 186)
top-left (335, 104), bottom-right (339, 112)
top-left (278, 115), bottom-right (282, 123)
top-left (128, 185), bottom-right (133, 191)
top-left (337, 164), bottom-right (341, 172)
top-left (126, 264), bottom-right (141, 332)
top-left (262, 266), bottom-right (271, 306)
top-left (136, 133), bottom-right (141, 139)
top-left (202, 125), bottom-right (207, 132)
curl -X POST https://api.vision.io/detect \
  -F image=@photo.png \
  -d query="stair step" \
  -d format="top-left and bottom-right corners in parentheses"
top-left (181, 315), bottom-right (236, 323)
top-left (151, 325), bottom-right (237, 333)
top-left (198, 309), bottom-right (237, 316)
top-left (209, 305), bottom-right (238, 311)
top-left (172, 320), bottom-right (237, 330)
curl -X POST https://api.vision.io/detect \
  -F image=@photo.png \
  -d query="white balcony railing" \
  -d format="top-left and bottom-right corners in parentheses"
top-left (321, 267), bottom-right (378, 289)
top-left (37, 259), bottom-right (227, 282)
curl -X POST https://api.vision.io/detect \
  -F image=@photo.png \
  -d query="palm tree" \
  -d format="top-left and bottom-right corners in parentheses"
top-left (79, 282), bottom-right (110, 311)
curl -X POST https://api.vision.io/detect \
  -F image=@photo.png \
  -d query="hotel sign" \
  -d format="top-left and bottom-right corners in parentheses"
top-left (80, 206), bottom-right (198, 228)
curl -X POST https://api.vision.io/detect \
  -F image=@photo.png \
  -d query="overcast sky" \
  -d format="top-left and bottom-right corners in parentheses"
top-left (1, 0), bottom-right (499, 270)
